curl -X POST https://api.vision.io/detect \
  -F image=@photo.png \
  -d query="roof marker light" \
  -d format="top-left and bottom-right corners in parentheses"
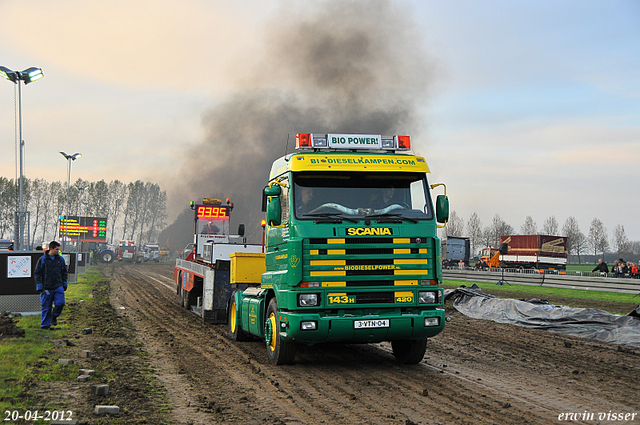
top-left (396, 135), bottom-right (411, 150)
top-left (296, 133), bottom-right (312, 149)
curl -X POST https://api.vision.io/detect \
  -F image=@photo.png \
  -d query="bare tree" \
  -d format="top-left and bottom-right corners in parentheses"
top-left (444, 210), bottom-right (464, 237)
top-left (541, 215), bottom-right (559, 235)
top-left (573, 231), bottom-right (588, 263)
top-left (467, 212), bottom-right (483, 256)
top-left (123, 180), bottom-right (145, 241)
top-left (107, 180), bottom-right (127, 244)
top-left (520, 216), bottom-right (537, 235)
top-left (587, 218), bottom-right (608, 259)
top-left (87, 180), bottom-right (109, 217)
top-left (485, 214), bottom-right (514, 247)
top-left (612, 224), bottom-right (630, 257)
top-left (28, 178), bottom-right (48, 246)
top-left (144, 184), bottom-right (167, 244)
top-left (0, 177), bottom-right (17, 239)
top-left (43, 182), bottom-right (60, 243)
top-left (562, 216), bottom-right (580, 258)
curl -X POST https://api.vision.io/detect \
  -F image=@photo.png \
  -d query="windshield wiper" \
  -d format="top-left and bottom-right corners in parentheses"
top-left (301, 212), bottom-right (359, 223)
top-left (365, 213), bottom-right (418, 223)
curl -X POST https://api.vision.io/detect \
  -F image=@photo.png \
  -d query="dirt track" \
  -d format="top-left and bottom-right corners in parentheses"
top-left (107, 262), bottom-right (640, 425)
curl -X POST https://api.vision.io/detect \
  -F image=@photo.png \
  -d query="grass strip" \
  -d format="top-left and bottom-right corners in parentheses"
top-left (443, 278), bottom-right (639, 314)
top-left (0, 270), bottom-right (100, 412)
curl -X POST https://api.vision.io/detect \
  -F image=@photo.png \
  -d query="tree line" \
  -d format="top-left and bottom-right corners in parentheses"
top-left (443, 211), bottom-right (640, 262)
top-left (0, 176), bottom-right (167, 248)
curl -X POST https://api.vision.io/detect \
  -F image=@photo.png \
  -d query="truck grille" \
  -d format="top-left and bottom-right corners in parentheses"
top-left (303, 236), bottom-right (434, 289)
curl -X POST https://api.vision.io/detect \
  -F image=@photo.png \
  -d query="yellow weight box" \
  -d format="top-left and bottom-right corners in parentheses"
top-left (230, 252), bottom-right (266, 284)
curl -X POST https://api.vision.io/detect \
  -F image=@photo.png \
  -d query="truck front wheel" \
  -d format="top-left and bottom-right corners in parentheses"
top-left (391, 338), bottom-right (427, 364)
top-left (265, 298), bottom-right (296, 365)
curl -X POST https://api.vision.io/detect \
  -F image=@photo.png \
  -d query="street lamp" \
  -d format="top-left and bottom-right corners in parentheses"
top-left (60, 152), bottom-right (82, 251)
top-left (75, 183), bottom-right (89, 250)
top-left (0, 66), bottom-right (44, 251)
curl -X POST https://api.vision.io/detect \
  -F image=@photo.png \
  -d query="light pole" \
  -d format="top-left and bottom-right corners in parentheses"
top-left (75, 183), bottom-right (88, 250)
top-left (0, 66), bottom-right (44, 251)
top-left (60, 152), bottom-right (82, 251)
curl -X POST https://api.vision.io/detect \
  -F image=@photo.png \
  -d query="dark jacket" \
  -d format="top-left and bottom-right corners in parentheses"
top-left (34, 253), bottom-right (68, 290)
top-left (592, 262), bottom-right (609, 273)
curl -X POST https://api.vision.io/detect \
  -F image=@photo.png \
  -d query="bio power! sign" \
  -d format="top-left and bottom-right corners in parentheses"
top-left (7, 256), bottom-right (31, 278)
top-left (328, 134), bottom-right (381, 149)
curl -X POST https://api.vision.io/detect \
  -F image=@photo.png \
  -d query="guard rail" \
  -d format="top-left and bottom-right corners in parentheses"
top-left (443, 268), bottom-right (640, 295)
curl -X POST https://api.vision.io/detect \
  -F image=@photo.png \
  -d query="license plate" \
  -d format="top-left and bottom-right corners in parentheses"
top-left (354, 319), bottom-right (389, 329)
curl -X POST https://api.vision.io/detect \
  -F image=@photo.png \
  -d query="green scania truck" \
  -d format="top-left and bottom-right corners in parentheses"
top-left (229, 133), bottom-right (449, 365)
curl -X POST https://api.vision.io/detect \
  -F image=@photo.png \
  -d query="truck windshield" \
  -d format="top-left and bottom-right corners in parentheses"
top-left (293, 172), bottom-right (433, 221)
top-left (197, 218), bottom-right (229, 235)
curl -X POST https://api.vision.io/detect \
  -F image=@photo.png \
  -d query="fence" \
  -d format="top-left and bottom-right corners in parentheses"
top-left (443, 268), bottom-right (640, 295)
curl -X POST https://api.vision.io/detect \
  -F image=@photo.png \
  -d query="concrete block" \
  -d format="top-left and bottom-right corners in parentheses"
top-left (53, 340), bottom-right (67, 347)
top-left (77, 375), bottom-right (91, 382)
top-left (92, 384), bottom-right (109, 396)
top-left (58, 359), bottom-right (75, 365)
top-left (81, 350), bottom-right (93, 358)
top-left (82, 327), bottom-right (93, 335)
top-left (94, 405), bottom-right (119, 415)
top-left (79, 369), bottom-right (95, 376)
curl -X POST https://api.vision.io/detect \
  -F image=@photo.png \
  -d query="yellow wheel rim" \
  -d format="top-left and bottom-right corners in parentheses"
top-left (268, 313), bottom-right (277, 351)
top-left (230, 301), bottom-right (237, 333)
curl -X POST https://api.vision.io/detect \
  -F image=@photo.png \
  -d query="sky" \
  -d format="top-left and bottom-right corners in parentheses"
top-left (0, 0), bottom-right (639, 243)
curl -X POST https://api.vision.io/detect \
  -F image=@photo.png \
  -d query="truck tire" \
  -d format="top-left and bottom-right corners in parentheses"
top-left (182, 288), bottom-right (191, 310)
top-left (265, 298), bottom-right (296, 365)
top-left (391, 338), bottom-right (427, 364)
top-left (176, 272), bottom-right (182, 297)
top-left (99, 250), bottom-right (114, 263)
top-left (228, 293), bottom-right (249, 341)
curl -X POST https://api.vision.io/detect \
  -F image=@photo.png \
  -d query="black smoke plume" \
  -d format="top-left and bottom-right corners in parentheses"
top-left (168, 0), bottom-right (436, 243)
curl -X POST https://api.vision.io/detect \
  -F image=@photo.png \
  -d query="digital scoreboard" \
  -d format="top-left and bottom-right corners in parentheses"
top-left (59, 216), bottom-right (107, 243)
top-left (195, 205), bottom-right (229, 220)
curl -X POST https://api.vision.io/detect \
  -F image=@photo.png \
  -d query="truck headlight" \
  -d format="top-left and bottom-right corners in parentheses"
top-left (418, 291), bottom-right (438, 304)
top-left (300, 321), bottom-right (318, 331)
top-left (424, 317), bottom-right (440, 327)
top-left (298, 293), bottom-right (319, 307)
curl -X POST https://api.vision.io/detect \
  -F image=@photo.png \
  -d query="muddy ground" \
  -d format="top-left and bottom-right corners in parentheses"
top-left (24, 263), bottom-right (640, 424)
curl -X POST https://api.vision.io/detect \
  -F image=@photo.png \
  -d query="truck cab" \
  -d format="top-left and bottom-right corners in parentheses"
top-left (231, 133), bottom-right (450, 365)
top-left (143, 243), bottom-right (160, 262)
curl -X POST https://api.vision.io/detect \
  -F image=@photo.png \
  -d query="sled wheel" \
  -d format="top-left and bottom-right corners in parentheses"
top-left (264, 298), bottom-right (296, 365)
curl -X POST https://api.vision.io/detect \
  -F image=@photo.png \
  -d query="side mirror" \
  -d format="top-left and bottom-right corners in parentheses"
top-left (499, 242), bottom-right (508, 255)
top-left (264, 186), bottom-right (281, 197)
top-left (262, 185), bottom-right (281, 212)
top-left (267, 197), bottom-right (282, 226)
top-left (435, 195), bottom-right (449, 224)
top-left (265, 185), bottom-right (282, 226)
top-left (237, 224), bottom-right (245, 237)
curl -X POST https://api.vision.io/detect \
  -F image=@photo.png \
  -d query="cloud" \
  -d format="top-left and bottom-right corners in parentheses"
top-left (0, 0), bottom-right (265, 92)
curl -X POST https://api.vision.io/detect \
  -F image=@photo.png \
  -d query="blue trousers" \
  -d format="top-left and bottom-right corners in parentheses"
top-left (40, 286), bottom-right (65, 328)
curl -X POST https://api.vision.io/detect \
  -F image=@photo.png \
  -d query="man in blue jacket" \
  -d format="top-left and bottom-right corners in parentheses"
top-left (34, 241), bottom-right (68, 330)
